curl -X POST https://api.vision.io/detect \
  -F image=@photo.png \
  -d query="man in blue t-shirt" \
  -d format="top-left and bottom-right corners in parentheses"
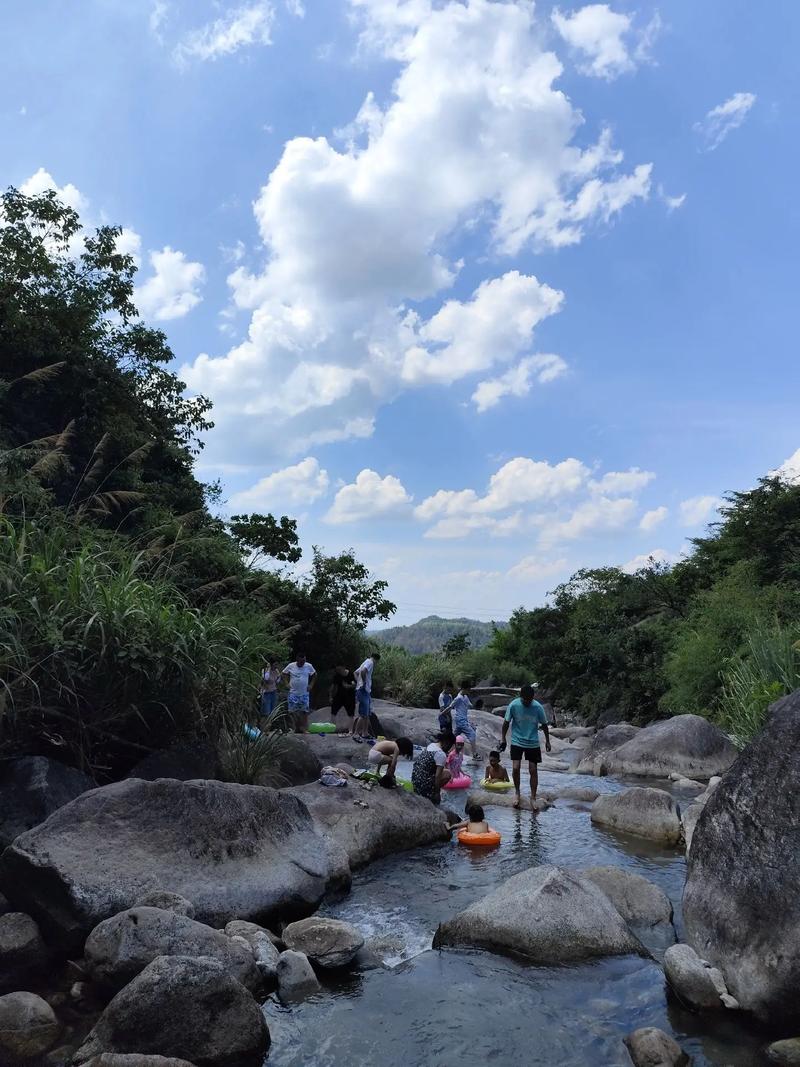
top-left (500, 683), bottom-right (551, 808)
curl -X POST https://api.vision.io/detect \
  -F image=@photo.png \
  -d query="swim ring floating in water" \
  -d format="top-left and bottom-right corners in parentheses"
top-left (457, 828), bottom-right (502, 847)
top-left (443, 774), bottom-right (472, 790)
top-left (308, 722), bottom-right (337, 734)
top-left (480, 778), bottom-right (514, 791)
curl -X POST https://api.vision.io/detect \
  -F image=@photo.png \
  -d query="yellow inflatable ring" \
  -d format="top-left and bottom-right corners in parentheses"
top-left (480, 778), bottom-right (514, 791)
top-left (457, 828), bottom-right (502, 847)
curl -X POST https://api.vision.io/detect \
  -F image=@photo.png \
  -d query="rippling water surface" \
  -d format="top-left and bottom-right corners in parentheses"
top-left (263, 760), bottom-right (769, 1067)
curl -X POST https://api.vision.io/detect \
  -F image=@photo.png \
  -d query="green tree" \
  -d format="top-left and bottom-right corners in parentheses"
top-left (304, 547), bottom-right (396, 632)
top-left (228, 513), bottom-right (302, 565)
top-left (441, 631), bottom-right (471, 656)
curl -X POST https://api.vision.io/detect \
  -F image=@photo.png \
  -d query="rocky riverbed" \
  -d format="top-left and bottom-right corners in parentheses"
top-left (0, 695), bottom-right (797, 1067)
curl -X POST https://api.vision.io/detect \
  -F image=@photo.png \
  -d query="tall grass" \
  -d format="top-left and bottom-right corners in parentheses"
top-left (0, 517), bottom-right (287, 778)
top-left (718, 624), bottom-right (800, 745)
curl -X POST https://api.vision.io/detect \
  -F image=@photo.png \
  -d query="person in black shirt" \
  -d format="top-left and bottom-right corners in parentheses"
top-left (330, 665), bottom-right (356, 734)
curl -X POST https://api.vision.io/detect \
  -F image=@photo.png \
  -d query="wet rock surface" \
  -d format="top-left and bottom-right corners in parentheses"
top-left (591, 787), bottom-right (682, 845)
top-left (0, 990), bottom-right (61, 1061)
top-left (624, 1026), bottom-right (688, 1066)
top-left (282, 916), bottom-right (364, 968)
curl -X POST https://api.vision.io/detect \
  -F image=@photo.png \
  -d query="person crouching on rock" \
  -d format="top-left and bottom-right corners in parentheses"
top-left (450, 803), bottom-right (490, 835)
top-left (411, 732), bottom-right (455, 804)
top-left (368, 737), bottom-right (414, 778)
top-left (484, 750), bottom-right (509, 783)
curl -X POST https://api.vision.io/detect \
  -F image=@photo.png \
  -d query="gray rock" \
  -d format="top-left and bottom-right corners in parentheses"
top-left (265, 734), bottom-right (322, 787)
top-left (550, 726), bottom-right (595, 740)
top-left (277, 949), bottom-right (321, 1002)
top-left (591, 787), bottom-right (682, 844)
top-left (81, 1058), bottom-right (197, 1067)
top-left (575, 724), bottom-right (641, 775)
top-left (604, 714), bottom-right (738, 779)
top-left (73, 955), bottom-right (268, 1067)
top-left (582, 867), bottom-right (673, 927)
top-left (433, 865), bottom-right (646, 963)
top-left (0, 756), bottom-right (95, 849)
top-left (84, 906), bottom-right (260, 992)
top-left (0, 912), bottom-right (49, 991)
top-left (766, 1039), bottom-right (800, 1065)
top-left (290, 775), bottom-right (451, 879)
top-left (464, 789), bottom-right (551, 812)
top-left (224, 921), bottom-right (280, 980)
top-left (0, 778), bottom-right (330, 951)
top-left (0, 991), bottom-right (61, 1061)
top-left (133, 892), bottom-right (195, 918)
top-left (540, 785), bottom-right (601, 803)
top-left (0, 893), bottom-right (10, 917)
top-left (624, 1027), bottom-right (688, 1066)
top-left (664, 943), bottom-right (728, 1010)
top-left (282, 916), bottom-right (364, 969)
top-left (683, 689), bottom-right (800, 1026)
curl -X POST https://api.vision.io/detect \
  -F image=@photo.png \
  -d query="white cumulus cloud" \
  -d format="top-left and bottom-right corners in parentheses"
top-left (507, 555), bottom-right (569, 582)
top-left (589, 467), bottom-right (654, 496)
top-left (621, 548), bottom-right (680, 574)
top-left (694, 92), bottom-right (757, 151)
top-left (174, 2), bottom-right (274, 65)
top-left (679, 495), bottom-right (722, 527)
top-left (136, 246), bottom-right (206, 321)
top-left (181, 0), bottom-right (652, 465)
top-left (20, 167), bottom-right (89, 214)
top-left (544, 495), bottom-right (637, 542)
top-left (770, 448), bottom-right (800, 486)
top-left (552, 4), bottom-right (660, 80)
top-left (472, 354), bottom-right (568, 413)
top-left (639, 505), bottom-right (668, 531)
top-left (325, 469), bottom-right (412, 524)
top-left (229, 457), bottom-right (329, 512)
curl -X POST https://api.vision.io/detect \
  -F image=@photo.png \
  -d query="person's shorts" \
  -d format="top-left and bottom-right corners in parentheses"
top-left (260, 691), bottom-right (277, 717)
top-left (454, 721), bottom-right (476, 743)
top-left (367, 747), bottom-right (384, 766)
top-left (288, 692), bottom-right (310, 712)
top-left (438, 712), bottom-right (452, 733)
top-left (356, 689), bottom-right (371, 718)
top-left (332, 697), bottom-right (355, 718)
top-left (509, 744), bottom-right (542, 763)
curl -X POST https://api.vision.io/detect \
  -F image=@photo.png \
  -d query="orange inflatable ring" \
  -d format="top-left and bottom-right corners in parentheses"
top-left (457, 828), bottom-right (501, 847)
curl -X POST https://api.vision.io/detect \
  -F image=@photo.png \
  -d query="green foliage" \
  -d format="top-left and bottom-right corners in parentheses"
top-left (228, 513), bottom-right (302, 565)
top-left (718, 625), bottom-right (800, 745)
top-left (441, 631), bottom-right (471, 656)
top-left (372, 614), bottom-right (506, 654)
top-left (374, 643), bottom-right (529, 708)
top-left (304, 547), bottom-right (396, 633)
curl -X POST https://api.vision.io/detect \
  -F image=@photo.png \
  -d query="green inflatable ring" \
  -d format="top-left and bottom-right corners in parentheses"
top-left (480, 778), bottom-right (514, 791)
top-left (309, 722), bottom-right (337, 734)
top-left (362, 770), bottom-right (414, 793)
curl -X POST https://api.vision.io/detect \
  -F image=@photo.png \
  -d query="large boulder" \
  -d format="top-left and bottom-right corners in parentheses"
top-left (0, 991), bottom-right (61, 1061)
top-left (84, 906), bottom-right (260, 992)
top-left (276, 949), bottom-right (320, 1002)
top-left (604, 715), bottom-right (737, 779)
top-left (575, 724), bottom-right (640, 775)
top-left (681, 776), bottom-right (722, 856)
top-left (582, 867), bottom-right (673, 928)
top-left (290, 775), bottom-right (451, 878)
top-left (767, 1040), bottom-right (800, 1066)
top-left (266, 734), bottom-right (322, 786)
top-left (0, 778), bottom-right (331, 952)
top-left (683, 690), bottom-right (800, 1026)
top-left (73, 955), bottom-right (269, 1067)
top-left (282, 916), bottom-right (364, 968)
top-left (591, 788), bottom-right (682, 845)
top-left (624, 1027), bottom-right (688, 1067)
top-left (0, 756), bottom-right (94, 848)
top-left (0, 912), bottom-right (49, 991)
top-left (433, 865), bottom-right (646, 962)
top-left (465, 788), bottom-right (550, 813)
top-left (663, 943), bottom-right (730, 1010)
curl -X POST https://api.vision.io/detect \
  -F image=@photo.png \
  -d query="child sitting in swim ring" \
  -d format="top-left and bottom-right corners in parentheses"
top-left (484, 750), bottom-right (510, 782)
top-left (452, 803), bottom-right (489, 834)
top-left (446, 735), bottom-right (466, 780)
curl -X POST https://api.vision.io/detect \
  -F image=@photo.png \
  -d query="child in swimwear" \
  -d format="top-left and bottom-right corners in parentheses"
top-left (446, 734), bottom-right (466, 780)
top-left (451, 803), bottom-right (489, 835)
top-left (367, 737), bottom-right (414, 777)
top-left (484, 750), bottom-right (510, 782)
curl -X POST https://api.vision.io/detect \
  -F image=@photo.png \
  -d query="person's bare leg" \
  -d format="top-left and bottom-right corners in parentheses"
top-left (512, 760), bottom-right (522, 807)
top-left (529, 762), bottom-right (539, 804)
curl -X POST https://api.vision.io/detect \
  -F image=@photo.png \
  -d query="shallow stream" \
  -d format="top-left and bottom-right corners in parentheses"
top-left (263, 759), bottom-right (769, 1066)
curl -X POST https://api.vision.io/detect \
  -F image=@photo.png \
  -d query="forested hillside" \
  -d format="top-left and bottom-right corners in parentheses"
top-left (0, 188), bottom-right (395, 779)
top-left (371, 615), bottom-right (506, 654)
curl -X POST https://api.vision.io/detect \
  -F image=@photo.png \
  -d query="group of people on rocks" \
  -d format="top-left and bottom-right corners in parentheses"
top-left (260, 653), bottom-right (551, 809)
top-left (259, 651), bottom-right (381, 737)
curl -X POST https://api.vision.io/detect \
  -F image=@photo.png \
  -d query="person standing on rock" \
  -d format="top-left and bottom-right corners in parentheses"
top-left (259, 657), bottom-right (281, 722)
top-left (353, 651), bottom-right (380, 739)
top-left (451, 681), bottom-right (480, 762)
top-left (282, 652), bottom-right (317, 733)
top-left (330, 665), bottom-right (357, 734)
top-left (500, 683), bottom-right (551, 808)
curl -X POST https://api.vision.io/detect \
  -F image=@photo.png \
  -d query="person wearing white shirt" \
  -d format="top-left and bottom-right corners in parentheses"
top-left (282, 652), bottom-right (317, 733)
top-left (353, 652), bottom-right (381, 738)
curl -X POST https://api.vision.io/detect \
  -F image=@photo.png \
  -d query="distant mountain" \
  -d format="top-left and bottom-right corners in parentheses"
top-left (369, 614), bottom-right (506, 655)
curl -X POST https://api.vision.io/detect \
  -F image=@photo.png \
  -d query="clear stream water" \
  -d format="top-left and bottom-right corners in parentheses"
top-left (262, 757), bottom-right (770, 1067)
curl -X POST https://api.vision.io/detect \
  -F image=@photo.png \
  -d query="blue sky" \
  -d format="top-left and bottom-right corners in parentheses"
top-left (3, 0), bottom-right (799, 624)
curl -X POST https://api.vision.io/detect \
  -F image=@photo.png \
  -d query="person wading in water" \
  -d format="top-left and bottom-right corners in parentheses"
top-left (499, 683), bottom-right (551, 808)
